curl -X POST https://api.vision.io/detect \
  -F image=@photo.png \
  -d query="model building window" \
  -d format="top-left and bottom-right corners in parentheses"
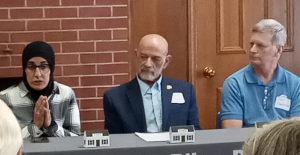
top-left (187, 135), bottom-right (193, 140)
top-left (88, 140), bottom-right (94, 145)
top-left (173, 135), bottom-right (180, 141)
top-left (102, 139), bottom-right (108, 144)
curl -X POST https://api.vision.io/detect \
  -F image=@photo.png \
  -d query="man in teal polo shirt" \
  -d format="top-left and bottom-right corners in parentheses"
top-left (221, 19), bottom-right (300, 128)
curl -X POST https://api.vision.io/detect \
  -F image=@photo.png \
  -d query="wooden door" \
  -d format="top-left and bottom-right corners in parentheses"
top-left (193, 0), bottom-right (297, 129)
top-left (129, 0), bottom-right (189, 81)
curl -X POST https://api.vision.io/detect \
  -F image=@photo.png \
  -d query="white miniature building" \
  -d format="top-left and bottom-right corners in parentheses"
top-left (83, 130), bottom-right (110, 148)
top-left (169, 125), bottom-right (195, 143)
top-left (255, 121), bottom-right (269, 129)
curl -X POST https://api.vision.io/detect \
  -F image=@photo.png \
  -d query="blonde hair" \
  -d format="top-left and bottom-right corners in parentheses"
top-left (243, 119), bottom-right (300, 155)
top-left (0, 100), bottom-right (23, 155)
top-left (252, 19), bottom-right (287, 46)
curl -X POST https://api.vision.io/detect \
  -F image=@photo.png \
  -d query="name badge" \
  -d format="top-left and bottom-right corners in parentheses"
top-left (171, 92), bottom-right (185, 104)
top-left (274, 94), bottom-right (291, 111)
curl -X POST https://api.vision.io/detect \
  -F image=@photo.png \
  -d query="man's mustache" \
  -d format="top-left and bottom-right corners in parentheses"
top-left (141, 67), bottom-right (154, 72)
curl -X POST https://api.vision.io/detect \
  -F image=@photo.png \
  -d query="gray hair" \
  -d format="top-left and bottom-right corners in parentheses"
top-left (252, 19), bottom-right (287, 46)
top-left (0, 99), bottom-right (23, 155)
top-left (243, 119), bottom-right (300, 155)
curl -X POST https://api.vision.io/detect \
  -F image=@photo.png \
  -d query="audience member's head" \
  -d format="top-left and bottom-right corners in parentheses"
top-left (135, 34), bottom-right (171, 86)
top-left (243, 119), bottom-right (300, 155)
top-left (22, 41), bottom-right (55, 100)
top-left (252, 19), bottom-right (287, 46)
top-left (0, 99), bottom-right (22, 155)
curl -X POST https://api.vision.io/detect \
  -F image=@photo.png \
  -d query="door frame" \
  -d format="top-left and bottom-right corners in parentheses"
top-left (188, 0), bottom-right (197, 84)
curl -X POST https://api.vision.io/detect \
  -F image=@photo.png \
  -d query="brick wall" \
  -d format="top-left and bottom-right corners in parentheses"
top-left (0, 0), bottom-right (130, 131)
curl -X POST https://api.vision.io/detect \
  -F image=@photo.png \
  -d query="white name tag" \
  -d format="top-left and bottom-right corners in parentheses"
top-left (171, 92), bottom-right (185, 104)
top-left (274, 94), bottom-right (291, 111)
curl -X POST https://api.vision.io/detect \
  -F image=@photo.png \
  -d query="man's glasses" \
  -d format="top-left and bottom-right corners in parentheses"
top-left (26, 64), bottom-right (50, 73)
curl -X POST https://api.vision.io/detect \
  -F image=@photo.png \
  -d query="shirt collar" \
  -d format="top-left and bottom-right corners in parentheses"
top-left (19, 81), bottom-right (29, 97)
top-left (18, 81), bottom-right (60, 98)
top-left (245, 63), bottom-right (285, 85)
top-left (137, 75), bottom-right (162, 96)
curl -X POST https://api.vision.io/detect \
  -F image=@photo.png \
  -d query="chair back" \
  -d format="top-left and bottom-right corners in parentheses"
top-left (216, 111), bottom-right (221, 129)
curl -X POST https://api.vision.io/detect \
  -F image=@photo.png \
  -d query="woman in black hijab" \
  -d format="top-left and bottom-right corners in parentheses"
top-left (22, 41), bottom-right (55, 101)
top-left (0, 41), bottom-right (81, 138)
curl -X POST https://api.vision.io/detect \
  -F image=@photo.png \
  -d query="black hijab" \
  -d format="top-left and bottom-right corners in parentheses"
top-left (22, 41), bottom-right (55, 101)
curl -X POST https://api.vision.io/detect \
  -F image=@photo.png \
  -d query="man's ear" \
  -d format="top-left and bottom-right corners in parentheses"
top-left (163, 55), bottom-right (172, 69)
top-left (134, 49), bottom-right (138, 57)
top-left (275, 45), bottom-right (283, 57)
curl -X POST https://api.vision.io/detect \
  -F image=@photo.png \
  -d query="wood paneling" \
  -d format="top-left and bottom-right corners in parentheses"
top-left (217, 0), bottom-right (245, 54)
top-left (129, 0), bottom-right (188, 81)
top-left (265, 0), bottom-right (294, 52)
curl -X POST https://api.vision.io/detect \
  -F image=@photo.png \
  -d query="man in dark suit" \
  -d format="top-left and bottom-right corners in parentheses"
top-left (104, 34), bottom-right (200, 134)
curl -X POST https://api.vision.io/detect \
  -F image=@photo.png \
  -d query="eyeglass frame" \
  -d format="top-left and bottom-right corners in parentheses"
top-left (26, 63), bottom-right (50, 74)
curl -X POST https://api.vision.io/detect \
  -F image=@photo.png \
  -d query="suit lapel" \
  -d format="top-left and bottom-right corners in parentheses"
top-left (161, 76), bottom-right (173, 131)
top-left (126, 78), bottom-right (147, 132)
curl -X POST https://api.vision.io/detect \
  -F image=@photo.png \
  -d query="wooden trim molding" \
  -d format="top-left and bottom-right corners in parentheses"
top-left (264, 0), bottom-right (294, 52)
top-left (216, 0), bottom-right (246, 54)
top-left (284, 0), bottom-right (294, 52)
top-left (128, 0), bottom-right (134, 80)
top-left (188, 0), bottom-right (197, 84)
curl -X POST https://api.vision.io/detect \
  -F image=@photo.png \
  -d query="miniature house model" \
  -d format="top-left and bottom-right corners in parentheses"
top-left (169, 125), bottom-right (195, 143)
top-left (83, 130), bottom-right (110, 148)
top-left (255, 121), bottom-right (270, 129)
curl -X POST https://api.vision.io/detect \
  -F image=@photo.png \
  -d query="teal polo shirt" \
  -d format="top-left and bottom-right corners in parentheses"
top-left (221, 64), bottom-right (300, 127)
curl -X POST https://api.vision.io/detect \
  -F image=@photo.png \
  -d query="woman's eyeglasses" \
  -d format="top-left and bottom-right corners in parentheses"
top-left (26, 64), bottom-right (50, 73)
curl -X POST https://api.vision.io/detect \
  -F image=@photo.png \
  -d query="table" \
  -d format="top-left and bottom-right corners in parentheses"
top-left (22, 128), bottom-right (255, 155)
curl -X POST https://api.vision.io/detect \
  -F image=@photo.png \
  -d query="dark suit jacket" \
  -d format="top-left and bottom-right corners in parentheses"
top-left (103, 76), bottom-right (201, 134)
